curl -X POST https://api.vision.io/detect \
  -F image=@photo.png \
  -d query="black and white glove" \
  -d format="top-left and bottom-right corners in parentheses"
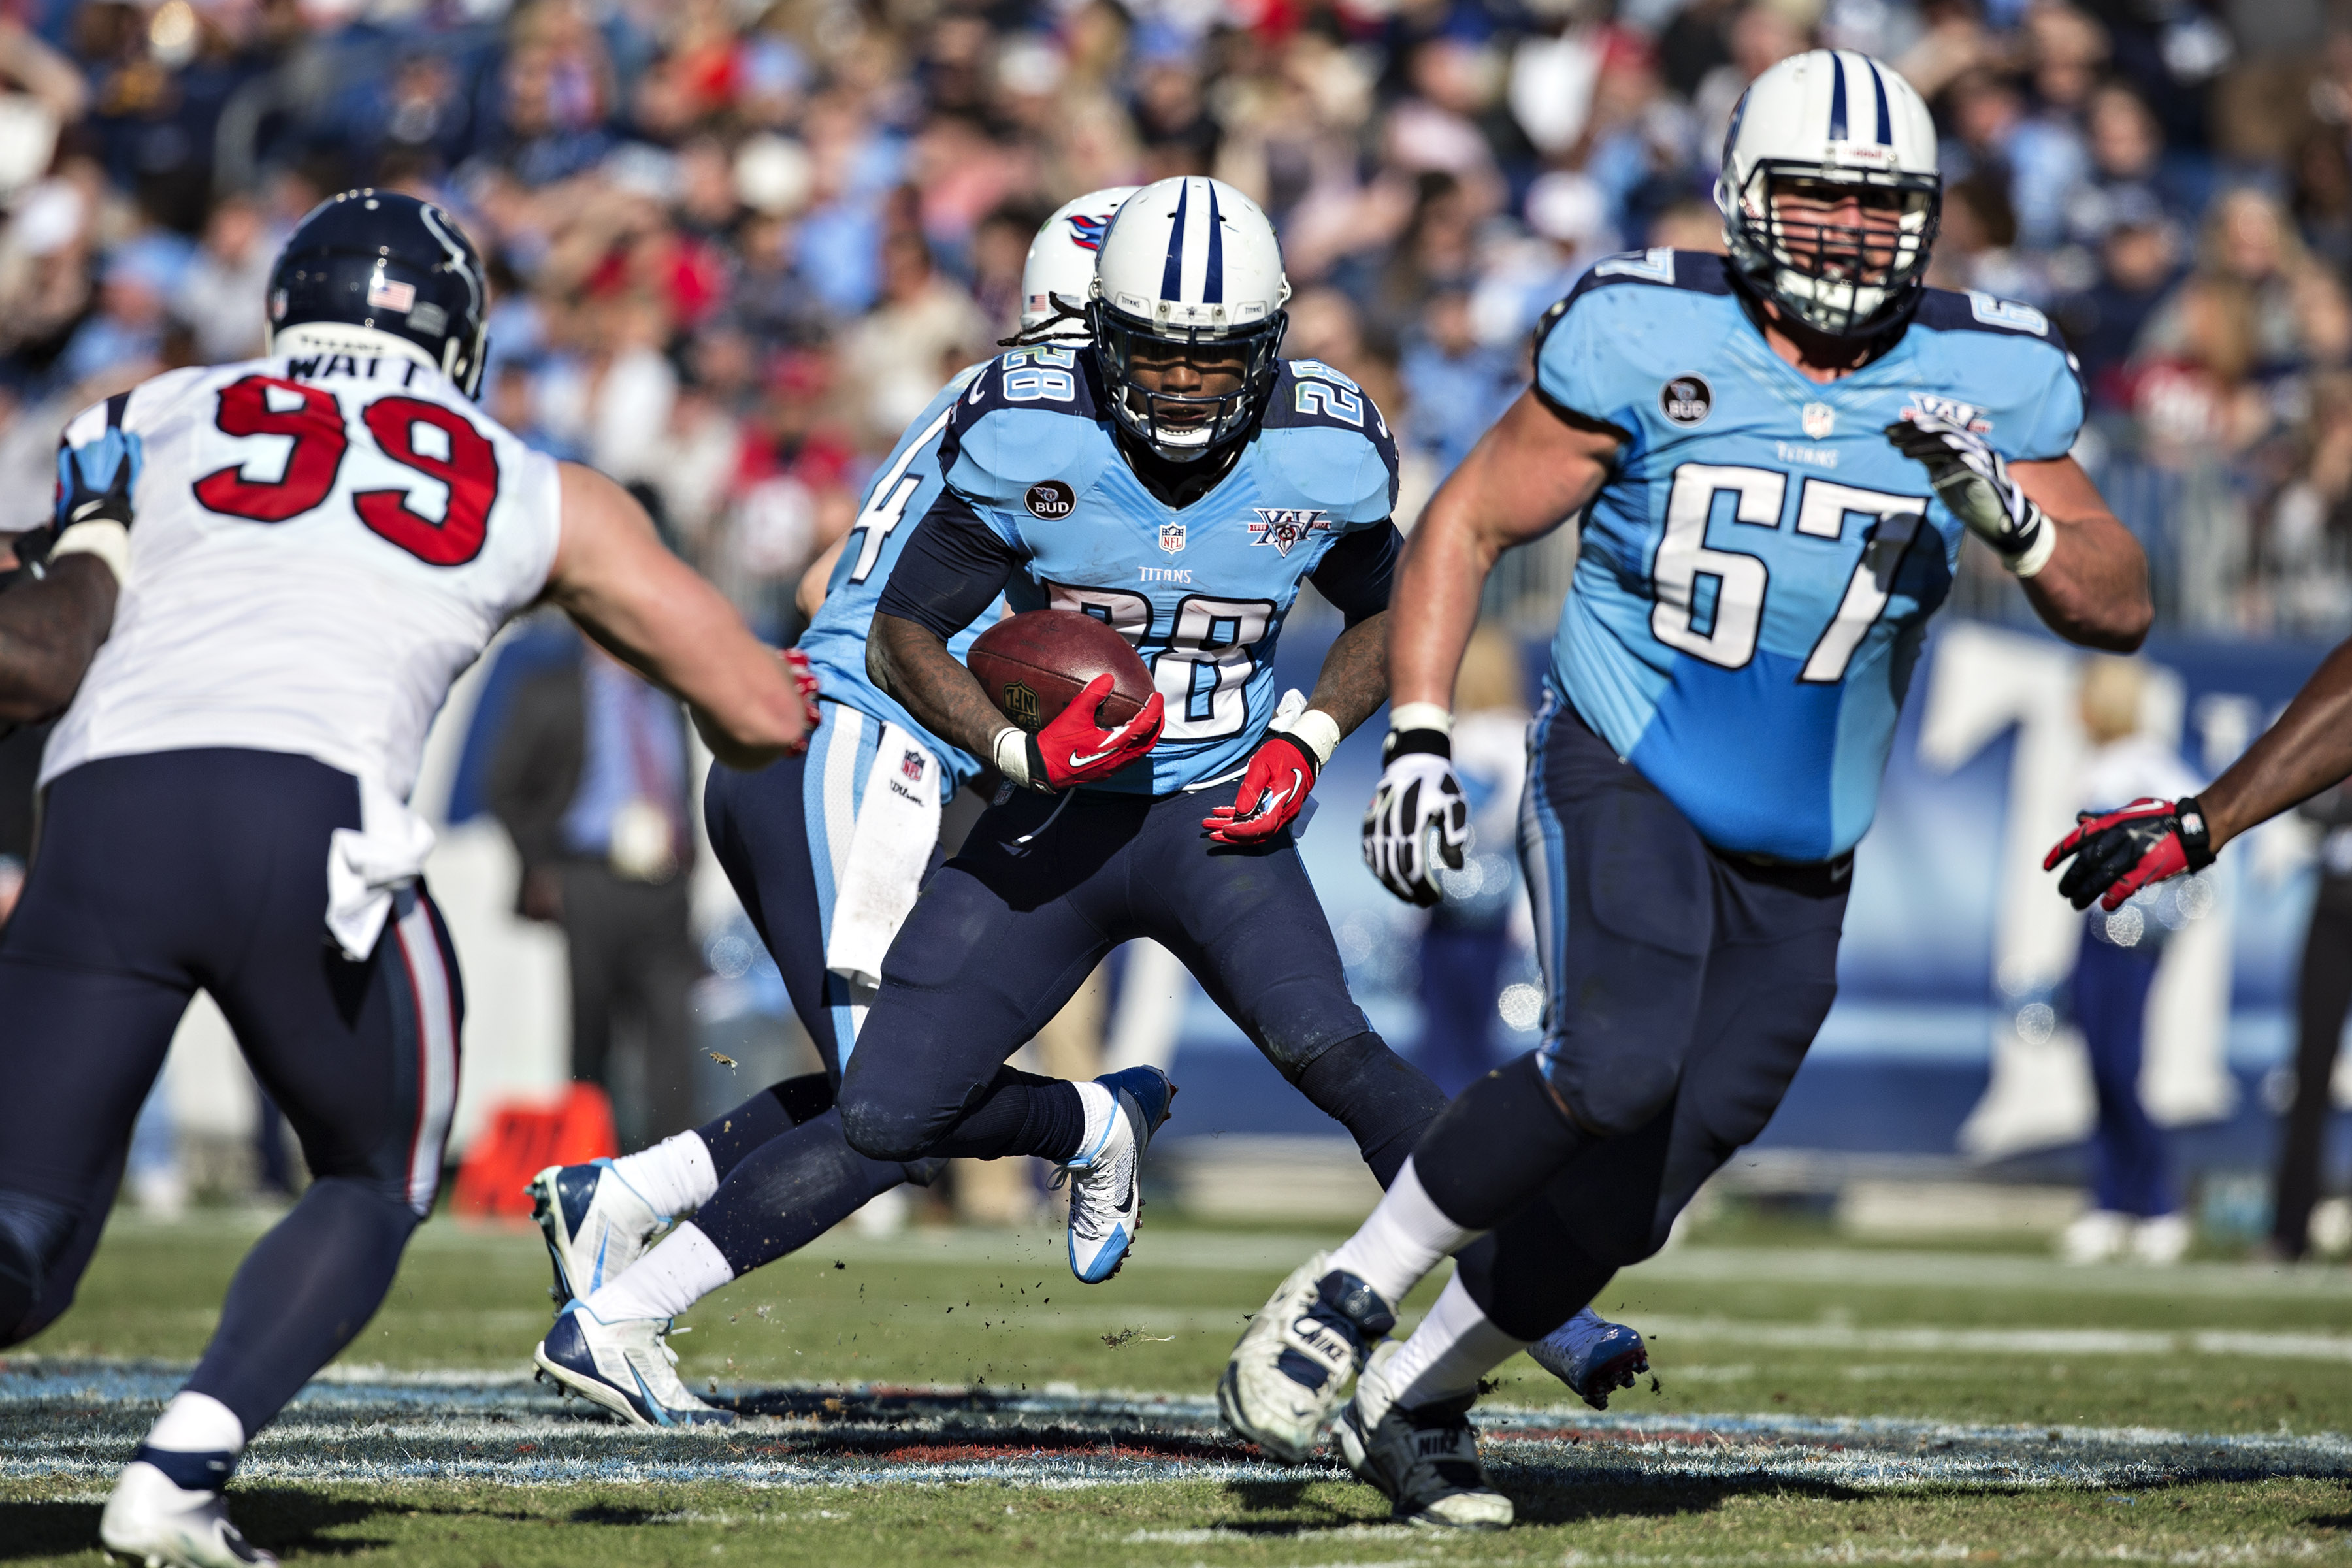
top-left (1361, 703), bottom-right (1471, 907)
top-left (1884, 412), bottom-right (2053, 577)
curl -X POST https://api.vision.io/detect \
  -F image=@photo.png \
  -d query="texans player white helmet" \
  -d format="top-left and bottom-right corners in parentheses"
top-left (1088, 175), bottom-right (1291, 461)
top-left (1716, 49), bottom-right (1940, 337)
top-left (1015, 186), bottom-right (1138, 343)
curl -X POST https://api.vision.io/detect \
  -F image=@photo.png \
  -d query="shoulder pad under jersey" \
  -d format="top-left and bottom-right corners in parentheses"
top-left (939, 346), bottom-right (1118, 509)
top-left (1254, 359), bottom-right (1399, 523)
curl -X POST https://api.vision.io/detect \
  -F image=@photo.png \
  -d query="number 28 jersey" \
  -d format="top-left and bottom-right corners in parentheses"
top-left (41, 353), bottom-right (561, 802)
top-left (1539, 249), bottom-right (2085, 863)
top-left (877, 348), bottom-right (1403, 796)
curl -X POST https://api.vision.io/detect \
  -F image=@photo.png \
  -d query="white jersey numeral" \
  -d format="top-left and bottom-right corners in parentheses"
top-left (1042, 584), bottom-right (1274, 741)
top-left (845, 403), bottom-right (956, 585)
top-left (1650, 465), bottom-right (1930, 679)
top-left (1650, 463), bottom-right (1780, 669)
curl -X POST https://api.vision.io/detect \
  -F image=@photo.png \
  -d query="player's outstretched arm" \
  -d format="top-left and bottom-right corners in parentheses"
top-left (0, 552), bottom-right (116, 725)
top-left (1389, 389), bottom-right (1617, 708)
top-left (2190, 635), bottom-right (2352, 854)
top-left (547, 462), bottom-right (809, 769)
top-left (2009, 457), bottom-right (2152, 653)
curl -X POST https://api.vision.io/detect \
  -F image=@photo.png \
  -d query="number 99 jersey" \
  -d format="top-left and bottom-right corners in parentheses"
top-left (1538, 249), bottom-right (2085, 863)
top-left (39, 353), bottom-right (561, 804)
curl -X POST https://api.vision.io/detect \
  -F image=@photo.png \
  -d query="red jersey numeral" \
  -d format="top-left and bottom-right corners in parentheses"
top-left (191, 374), bottom-right (501, 567)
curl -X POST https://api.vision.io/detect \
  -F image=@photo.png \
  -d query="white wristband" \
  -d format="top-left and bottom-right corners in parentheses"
top-left (991, 727), bottom-right (1032, 789)
top-left (2005, 514), bottom-right (2057, 579)
top-left (1389, 701), bottom-right (1453, 737)
top-left (48, 518), bottom-right (129, 581)
top-left (1271, 707), bottom-right (1342, 769)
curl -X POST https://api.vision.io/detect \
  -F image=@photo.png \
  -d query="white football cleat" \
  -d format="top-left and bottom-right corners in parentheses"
top-left (1217, 1250), bottom-right (1395, 1463)
top-left (99, 1460), bottom-right (277, 1567)
top-left (533, 1303), bottom-right (736, 1428)
top-left (1337, 1341), bottom-right (1513, 1530)
top-left (1057, 1066), bottom-right (1176, 1284)
top-left (2059, 1209), bottom-right (2130, 1265)
top-left (527, 1158), bottom-right (668, 1306)
top-left (2132, 1211), bottom-right (2191, 1266)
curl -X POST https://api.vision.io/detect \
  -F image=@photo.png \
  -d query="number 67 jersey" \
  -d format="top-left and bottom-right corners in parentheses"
top-left (1537, 248), bottom-right (2085, 863)
top-left (39, 353), bottom-right (561, 806)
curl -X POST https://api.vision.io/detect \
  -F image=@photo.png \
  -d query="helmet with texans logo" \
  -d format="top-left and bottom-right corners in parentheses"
top-left (1716, 50), bottom-right (1940, 338)
top-left (1088, 176), bottom-right (1290, 463)
top-left (265, 189), bottom-right (491, 397)
top-left (1015, 186), bottom-right (1139, 343)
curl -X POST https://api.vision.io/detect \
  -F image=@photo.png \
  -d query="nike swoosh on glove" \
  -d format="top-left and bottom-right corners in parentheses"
top-left (1203, 733), bottom-right (1317, 844)
top-left (2043, 795), bottom-right (2214, 911)
top-left (1025, 674), bottom-right (1164, 791)
top-left (57, 429), bottom-right (138, 532)
top-left (781, 647), bottom-right (822, 742)
top-left (1362, 753), bottom-right (1470, 906)
top-left (1884, 413), bottom-right (2049, 567)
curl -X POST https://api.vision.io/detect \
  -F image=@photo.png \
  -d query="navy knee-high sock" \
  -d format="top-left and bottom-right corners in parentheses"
top-left (694, 1072), bottom-right (836, 1183)
top-left (1291, 1032), bottom-right (1447, 1188)
top-left (921, 1068), bottom-right (1088, 1162)
top-left (182, 1177), bottom-right (419, 1441)
top-left (691, 1108), bottom-right (910, 1275)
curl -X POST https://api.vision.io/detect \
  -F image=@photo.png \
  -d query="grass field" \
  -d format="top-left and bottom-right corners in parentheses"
top-left (7, 1205), bottom-right (2352, 1565)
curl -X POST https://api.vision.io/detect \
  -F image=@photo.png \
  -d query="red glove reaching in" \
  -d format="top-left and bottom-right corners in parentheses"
top-left (2043, 795), bottom-right (2214, 911)
top-left (781, 647), bottom-right (821, 744)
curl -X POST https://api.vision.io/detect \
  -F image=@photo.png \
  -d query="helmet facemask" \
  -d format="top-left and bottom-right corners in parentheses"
top-left (1090, 300), bottom-right (1286, 463)
top-left (1723, 161), bottom-right (1940, 338)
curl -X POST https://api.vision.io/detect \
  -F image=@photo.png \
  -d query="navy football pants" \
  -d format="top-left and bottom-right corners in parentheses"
top-left (836, 781), bottom-right (1443, 1182)
top-left (0, 749), bottom-right (462, 1443)
top-left (2073, 926), bottom-right (2174, 1218)
top-left (1445, 699), bottom-right (1848, 1339)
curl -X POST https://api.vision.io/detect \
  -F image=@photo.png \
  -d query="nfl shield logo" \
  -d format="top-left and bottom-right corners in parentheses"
top-left (901, 749), bottom-right (925, 782)
top-left (1801, 402), bottom-right (1835, 439)
top-left (1159, 522), bottom-right (1185, 554)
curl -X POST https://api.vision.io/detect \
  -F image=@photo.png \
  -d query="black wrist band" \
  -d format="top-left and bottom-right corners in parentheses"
top-left (2174, 795), bottom-right (2214, 870)
top-left (1382, 728), bottom-right (1450, 764)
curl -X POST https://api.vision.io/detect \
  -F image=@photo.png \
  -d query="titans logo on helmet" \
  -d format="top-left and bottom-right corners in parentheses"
top-left (1067, 212), bottom-right (1109, 251)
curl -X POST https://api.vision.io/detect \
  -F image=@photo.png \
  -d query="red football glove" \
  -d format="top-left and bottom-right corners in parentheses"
top-left (2043, 795), bottom-right (2214, 911)
top-left (1203, 732), bottom-right (1318, 843)
top-left (1018, 674), bottom-right (1164, 791)
top-left (781, 647), bottom-right (821, 750)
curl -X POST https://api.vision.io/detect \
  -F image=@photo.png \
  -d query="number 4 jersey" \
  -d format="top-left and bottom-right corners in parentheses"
top-left (877, 348), bottom-right (1403, 796)
top-left (40, 353), bottom-right (561, 804)
top-left (1538, 248), bottom-right (2085, 863)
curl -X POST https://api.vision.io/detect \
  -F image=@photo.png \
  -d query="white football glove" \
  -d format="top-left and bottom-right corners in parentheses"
top-left (1884, 412), bottom-right (2055, 576)
top-left (1362, 749), bottom-right (1471, 907)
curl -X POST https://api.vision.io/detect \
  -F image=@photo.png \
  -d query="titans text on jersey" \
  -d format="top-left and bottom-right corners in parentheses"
top-left (877, 346), bottom-right (1401, 792)
top-left (1536, 247), bottom-right (2085, 861)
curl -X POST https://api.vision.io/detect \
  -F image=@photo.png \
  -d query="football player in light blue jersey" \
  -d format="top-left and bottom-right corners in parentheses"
top-left (522, 192), bottom-right (1141, 1429)
top-left (1224, 52), bottom-right (2155, 1527)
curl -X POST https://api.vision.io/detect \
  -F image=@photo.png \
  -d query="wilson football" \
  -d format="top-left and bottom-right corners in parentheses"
top-left (966, 608), bottom-right (1154, 732)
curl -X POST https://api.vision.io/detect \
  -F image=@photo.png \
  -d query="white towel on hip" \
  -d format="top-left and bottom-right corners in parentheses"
top-left (824, 719), bottom-right (944, 990)
top-left (325, 774), bottom-right (438, 960)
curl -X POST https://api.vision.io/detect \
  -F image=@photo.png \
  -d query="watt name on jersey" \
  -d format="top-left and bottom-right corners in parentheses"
top-left (42, 352), bottom-right (561, 804)
top-left (1537, 248), bottom-right (2085, 862)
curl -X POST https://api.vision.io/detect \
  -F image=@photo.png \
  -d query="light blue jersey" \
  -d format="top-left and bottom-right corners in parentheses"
top-left (796, 364), bottom-right (992, 794)
top-left (1536, 248), bottom-right (2085, 862)
top-left (909, 346), bottom-right (1401, 796)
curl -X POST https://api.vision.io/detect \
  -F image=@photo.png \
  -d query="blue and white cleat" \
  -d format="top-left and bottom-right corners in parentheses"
top-left (527, 1159), bottom-right (667, 1308)
top-left (99, 1459), bottom-right (278, 1567)
top-left (1528, 1306), bottom-right (1648, 1411)
top-left (1057, 1066), bottom-right (1177, 1284)
top-left (532, 1303), bottom-right (736, 1428)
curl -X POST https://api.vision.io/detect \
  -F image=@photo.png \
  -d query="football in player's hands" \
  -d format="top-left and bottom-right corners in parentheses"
top-left (968, 608), bottom-right (1155, 733)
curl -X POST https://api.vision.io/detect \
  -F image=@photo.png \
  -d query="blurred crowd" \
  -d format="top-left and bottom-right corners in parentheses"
top-left (3, 0), bottom-right (2352, 638)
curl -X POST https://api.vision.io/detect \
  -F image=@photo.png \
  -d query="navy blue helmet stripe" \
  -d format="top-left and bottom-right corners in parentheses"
top-left (1827, 52), bottom-right (1848, 140)
top-left (1863, 56), bottom-right (1893, 144)
top-left (1203, 182), bottom-right (1224, 304)
top-left (1161, 180), bottom-right (1189, 301)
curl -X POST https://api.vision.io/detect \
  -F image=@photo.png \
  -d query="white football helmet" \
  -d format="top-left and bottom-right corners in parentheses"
top-left (1088, 176), bottom-right (1291, 463)
top-left (1716, 50), bottom-right (1940, 338)
top-left (1015, 186), bottom-right (1139, 343)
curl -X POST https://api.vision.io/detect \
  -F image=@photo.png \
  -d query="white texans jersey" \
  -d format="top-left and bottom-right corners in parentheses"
top-left (41, 351), bottom-right (562, 802)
